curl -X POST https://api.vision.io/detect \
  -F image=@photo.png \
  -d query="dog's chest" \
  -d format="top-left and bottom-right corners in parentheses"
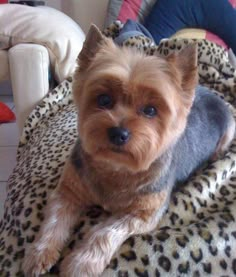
top-left (83, 160), bottom-right (170, 212)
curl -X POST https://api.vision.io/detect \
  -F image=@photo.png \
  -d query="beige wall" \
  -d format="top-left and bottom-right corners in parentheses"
top-left (44, 0), bottom-right (61, 10)
top-left (45, 0), bottom-right (109, 34)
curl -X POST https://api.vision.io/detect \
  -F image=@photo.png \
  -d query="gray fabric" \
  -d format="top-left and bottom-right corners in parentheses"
top-left (105, 0), bottom-right (122, 27)
top-left (114, 19), bottom-right (154, 45)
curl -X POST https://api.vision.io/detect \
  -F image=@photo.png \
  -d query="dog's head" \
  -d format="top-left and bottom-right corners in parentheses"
top-left (73, 25), bottom-right (198, 172)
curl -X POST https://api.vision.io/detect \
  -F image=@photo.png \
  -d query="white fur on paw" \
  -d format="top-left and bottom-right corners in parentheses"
top-left (60, 249), bottom-right (108, 277)
top-left (23, 245), bottom-right (59, 277)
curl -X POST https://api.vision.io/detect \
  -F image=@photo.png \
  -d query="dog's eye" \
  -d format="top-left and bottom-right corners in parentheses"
top-left (97, 94), bottom-right (113, 109)
top-left (142, 106), bottom-right (157, 118)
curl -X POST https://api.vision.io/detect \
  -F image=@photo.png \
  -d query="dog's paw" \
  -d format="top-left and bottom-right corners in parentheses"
top-left (60, 249), bottom-right (107, 277)
top-left (22, 245), bottom-right (60, 277)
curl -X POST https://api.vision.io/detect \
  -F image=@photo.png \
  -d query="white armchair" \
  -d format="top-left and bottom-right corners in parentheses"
top-left (0, 4), bottom-right (86, 132)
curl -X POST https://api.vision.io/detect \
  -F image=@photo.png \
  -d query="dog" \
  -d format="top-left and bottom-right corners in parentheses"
top-left (23, 25), bottom-right (235, 277)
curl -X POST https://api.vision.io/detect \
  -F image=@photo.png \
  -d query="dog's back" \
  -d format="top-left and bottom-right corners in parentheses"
top-left (173, 85), bottom-right (235, 184)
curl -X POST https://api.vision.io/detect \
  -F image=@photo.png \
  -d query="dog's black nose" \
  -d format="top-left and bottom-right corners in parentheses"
top-left (108, 127), bottom-right (130, 146)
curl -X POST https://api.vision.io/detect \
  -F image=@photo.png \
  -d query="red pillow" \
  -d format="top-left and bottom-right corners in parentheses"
top-left (106, 0), bottom-right (155, 26)
top-left (117, 0), bottom-right (142, 22)
top-left (0, 102), bottom-right (16, 123)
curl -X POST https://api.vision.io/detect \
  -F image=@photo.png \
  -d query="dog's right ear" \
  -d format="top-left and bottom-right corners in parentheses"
top-left (78, 24), bottom-right (107, 71)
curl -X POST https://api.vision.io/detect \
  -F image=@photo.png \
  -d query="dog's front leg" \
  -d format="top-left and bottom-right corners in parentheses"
top-left (23, 161), bottom-right (90, 277)
top-left (60, 190), bottom-right (170, 277)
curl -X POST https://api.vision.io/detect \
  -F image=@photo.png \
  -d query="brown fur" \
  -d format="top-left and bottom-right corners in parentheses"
top-left (73, 27), bottom-right (197, 173)
top-left (23, 25), bottom-right (198, 277)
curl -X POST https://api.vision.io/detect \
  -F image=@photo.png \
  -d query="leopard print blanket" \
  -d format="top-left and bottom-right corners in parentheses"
top-left (1, 22), bottom-right (236, 276)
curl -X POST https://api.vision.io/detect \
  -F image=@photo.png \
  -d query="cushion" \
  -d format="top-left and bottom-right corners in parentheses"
top-left (0, 102), bottom-right (15, 123)
top-left (0, 4), bottom-right (85, 83)
top-left (106, 0), bottom-right (231, 51)
top-left (144, 0), bottom-right (236, 54)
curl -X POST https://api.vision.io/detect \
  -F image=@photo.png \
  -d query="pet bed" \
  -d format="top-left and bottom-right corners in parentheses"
top-left (1, 20), bottom-right (236, 276)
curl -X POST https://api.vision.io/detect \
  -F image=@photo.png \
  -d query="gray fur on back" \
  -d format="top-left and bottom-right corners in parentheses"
top-left (173, 85), bottom-right (233, 184)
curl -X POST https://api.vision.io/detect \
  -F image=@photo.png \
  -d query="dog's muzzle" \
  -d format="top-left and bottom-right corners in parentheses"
top-left (108, 127), bottom-right (130, 146)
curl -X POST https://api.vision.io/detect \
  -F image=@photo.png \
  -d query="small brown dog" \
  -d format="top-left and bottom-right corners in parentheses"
top-left (23, 25), bottom-right (235, 277)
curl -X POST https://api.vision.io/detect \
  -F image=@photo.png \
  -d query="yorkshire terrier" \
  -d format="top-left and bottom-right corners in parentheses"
top-left (23, 25), bottom-right (235, 277)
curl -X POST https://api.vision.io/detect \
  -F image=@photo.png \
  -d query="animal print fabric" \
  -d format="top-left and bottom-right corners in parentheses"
top-left (1, 22), bottom-right (236, 276)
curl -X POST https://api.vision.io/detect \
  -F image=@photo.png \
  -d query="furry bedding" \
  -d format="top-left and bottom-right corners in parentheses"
top-left (1, 23), bottom-right (236, 276)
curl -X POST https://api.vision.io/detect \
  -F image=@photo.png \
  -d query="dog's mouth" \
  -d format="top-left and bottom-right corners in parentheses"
top-left (111, 147), bottom-right (127, 154)
top-left (94, 146), bottom-right (143, 172)
top-left (96, 146), bottom-right (132, 158)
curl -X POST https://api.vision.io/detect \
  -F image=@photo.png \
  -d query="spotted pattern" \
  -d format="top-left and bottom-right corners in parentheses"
top-left (1, 24), bottom-right (236, 276)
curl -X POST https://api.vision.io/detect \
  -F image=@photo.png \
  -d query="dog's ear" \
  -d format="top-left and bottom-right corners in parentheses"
top-left (78, 24), bottom-right (107, 71)
top-left (167, 44), bottom-right (198, 108)
top-left (167, 44), bottom-right (198, 92)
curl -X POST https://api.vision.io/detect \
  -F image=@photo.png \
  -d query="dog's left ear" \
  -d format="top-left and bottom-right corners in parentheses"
top-left (167, 44), bottom-right (198, 108)
top-left (78, 24), bottom-right (109, 71)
